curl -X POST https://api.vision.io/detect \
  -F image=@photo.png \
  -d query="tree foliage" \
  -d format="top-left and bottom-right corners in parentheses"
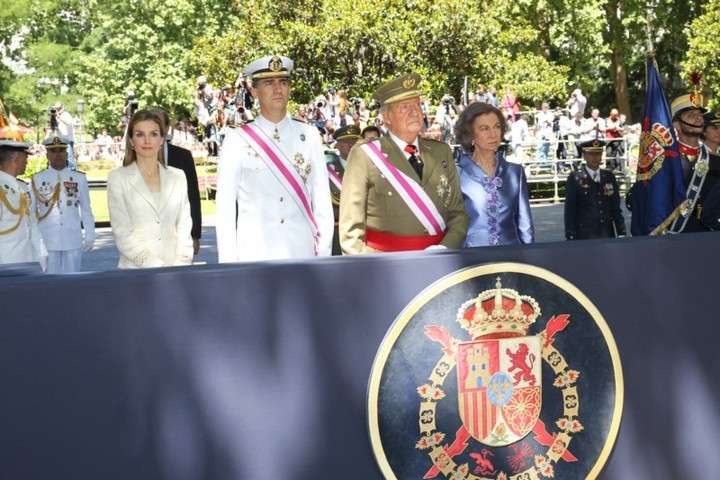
top-left (683, 0), bottom-right (720, 108)
top-left (0, 0), bottom-right (715, 132)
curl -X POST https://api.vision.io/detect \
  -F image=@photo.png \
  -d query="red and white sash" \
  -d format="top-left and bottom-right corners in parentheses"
top-left (326, 165), bottom-right (343, 191)
top-left (237, 123), bottom-right (319, 249)
top-left (361, 140), bottom-right (446, 235)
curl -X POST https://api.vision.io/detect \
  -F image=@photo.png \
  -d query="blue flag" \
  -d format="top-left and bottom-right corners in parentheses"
top-left (629, 58), bottom-right (686, 235)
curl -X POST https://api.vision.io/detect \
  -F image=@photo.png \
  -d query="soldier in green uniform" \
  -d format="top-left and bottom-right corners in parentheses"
top-left (339, 74), bottom-right (468, 254)
top-left (328, 124), bottom-right (361, 254)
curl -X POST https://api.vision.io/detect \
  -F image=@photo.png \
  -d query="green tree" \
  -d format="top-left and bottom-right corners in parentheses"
top-left (683, 0), bottom-right (720, 108)
top-left (77, 0), bottom-right (239, 133)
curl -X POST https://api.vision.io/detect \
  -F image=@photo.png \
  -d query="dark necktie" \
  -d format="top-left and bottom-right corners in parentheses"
top-left (404, 144), bottom-right (423, 179)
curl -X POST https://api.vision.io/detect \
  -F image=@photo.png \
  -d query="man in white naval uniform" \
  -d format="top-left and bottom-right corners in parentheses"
top-left (0, 138), bottom-right (46, 268)
top-left (216, 55), bottom-right (333, 262)
top-left (31, 134), bottom-right (94, 273)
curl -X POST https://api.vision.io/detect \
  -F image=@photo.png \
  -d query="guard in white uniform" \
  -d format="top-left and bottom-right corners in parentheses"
top-left (31, 134), bottom-right (95, 273)
top-left (0, 138), bottom-right (46, 268)
top-left (216, 55), bottom-right (333, 262)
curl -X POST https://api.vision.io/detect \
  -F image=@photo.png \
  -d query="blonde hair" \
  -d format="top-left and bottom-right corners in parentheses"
top-left (123, 109), bottom-right (166, 167)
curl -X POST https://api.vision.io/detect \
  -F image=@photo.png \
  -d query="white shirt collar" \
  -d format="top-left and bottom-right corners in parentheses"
top-left (388, 131), bottom-right (419, 159)
top-left (585, 165), bottom-right (600, 182)
top-left (256, 114), bottom-right (291, 135)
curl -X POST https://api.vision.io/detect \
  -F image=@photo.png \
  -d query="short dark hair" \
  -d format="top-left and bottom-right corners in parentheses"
top-left (0, 149), bottom-right (18, 166)
top-left (361, 125), bottom-right (381, 139)
top-left (453, 102), bottom-right (506, 151)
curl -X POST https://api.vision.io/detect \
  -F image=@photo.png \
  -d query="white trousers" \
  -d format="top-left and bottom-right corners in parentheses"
top-left (47, 249), bottom-right (82, 274)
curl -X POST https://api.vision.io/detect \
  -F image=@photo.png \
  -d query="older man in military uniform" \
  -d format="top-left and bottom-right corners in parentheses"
top-left (339, 74), bottom-right (468, 254)
top-left (564, 139), bottom-right (626, 240)
top-left (328, 124), bottom-right (361, 254)
top-left (0, 137), bottom-right (46, 268)
top-left (31, 133), bottom-right (94, 273)
top-left (216, 55), bottom-right (333, 262)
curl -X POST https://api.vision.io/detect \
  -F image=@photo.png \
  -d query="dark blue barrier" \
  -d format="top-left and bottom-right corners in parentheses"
top-left (0, 233), bottom-right (718, 479)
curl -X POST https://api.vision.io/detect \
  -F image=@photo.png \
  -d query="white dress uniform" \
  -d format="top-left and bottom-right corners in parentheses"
top-left (0, 170), bottom-right (45, 266)
top-left (31, 167), bottom-right (95, 273)
top-left (216, 114), bottom-right (334, 262)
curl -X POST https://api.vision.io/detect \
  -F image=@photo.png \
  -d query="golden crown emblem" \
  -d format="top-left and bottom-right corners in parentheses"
top-left (649, 122), bottom-right (673, 147)
top-left (268, 55), bottom-right (283, 72)
top-left (689, 92), bottom-right (705, 109)
top-left (403, 77), bottom-right (416, 89)
top-left (456, 277), bottom-right (541, 339)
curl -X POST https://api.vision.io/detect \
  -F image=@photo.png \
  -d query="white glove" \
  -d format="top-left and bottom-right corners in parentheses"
top-left (425, 245), bottom-right (448, 251)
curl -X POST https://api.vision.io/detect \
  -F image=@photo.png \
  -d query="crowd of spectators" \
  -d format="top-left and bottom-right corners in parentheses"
top-left (64, 80), bottom-right (638, 177)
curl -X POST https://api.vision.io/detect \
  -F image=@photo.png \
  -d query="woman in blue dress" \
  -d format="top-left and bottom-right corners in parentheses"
top-left (454, 102), bottom-right (534, 247)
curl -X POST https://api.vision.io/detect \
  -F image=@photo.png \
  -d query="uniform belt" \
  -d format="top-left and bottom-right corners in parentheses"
top-left (365, 228), bottom-right (444, 252)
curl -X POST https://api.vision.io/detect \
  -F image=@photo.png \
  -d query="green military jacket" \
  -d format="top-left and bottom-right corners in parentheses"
top-left (339, 135), bottom-right (468, 254)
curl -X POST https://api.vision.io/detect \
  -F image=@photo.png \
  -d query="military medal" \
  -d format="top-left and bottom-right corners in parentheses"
top-left (437, 174), bottom-right (451, 207)
top-left (292, 152), bottom-right (311, 182)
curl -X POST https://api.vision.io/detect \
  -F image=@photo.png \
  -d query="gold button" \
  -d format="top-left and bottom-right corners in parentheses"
top-left (388, 191), bottom-right (393, 196)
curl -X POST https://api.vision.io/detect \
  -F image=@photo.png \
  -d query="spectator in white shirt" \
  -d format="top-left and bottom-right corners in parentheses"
top-left (566, 89), bottom-right (587, 118)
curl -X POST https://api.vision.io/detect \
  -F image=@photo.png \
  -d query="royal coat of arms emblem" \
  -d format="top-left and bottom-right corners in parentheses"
top-left (368, 264), bottom-right (623, 480)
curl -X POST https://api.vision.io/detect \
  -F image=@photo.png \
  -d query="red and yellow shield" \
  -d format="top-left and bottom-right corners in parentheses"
top-left (457, 336), bottom-right (542, 446)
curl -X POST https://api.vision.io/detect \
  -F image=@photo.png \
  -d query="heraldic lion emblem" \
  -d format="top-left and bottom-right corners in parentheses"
top-left (368, 263), bottom-right (623, 480)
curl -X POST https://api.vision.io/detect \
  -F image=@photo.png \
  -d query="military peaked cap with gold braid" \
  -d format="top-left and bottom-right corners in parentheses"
top-left (703, 110), bottom-right (720, 128)
top-left (373, 73), bottom-right (423, 106)
top-left (243, 55), bottom-right (294, 81)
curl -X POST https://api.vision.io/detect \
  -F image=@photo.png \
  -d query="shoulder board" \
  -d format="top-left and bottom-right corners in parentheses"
top-left (291, 117), bottom-right (306, 123)
top-left (17, 178), bottom-right (28, 185)
top-left (420, 137), bottom-right (447, 146)
top-left (71, 168), bottom-right (86, 175)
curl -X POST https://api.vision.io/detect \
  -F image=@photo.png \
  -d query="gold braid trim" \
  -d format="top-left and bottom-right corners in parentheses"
top-left (650, 200), bottom-right (691, 236)
top-left (0, 187), bottom-right (29, 235)
top-left (31, 179), bottom-right (60, 222)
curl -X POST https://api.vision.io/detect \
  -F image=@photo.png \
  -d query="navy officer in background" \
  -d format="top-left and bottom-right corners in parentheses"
top-left (564, 139), bottom-right (626, 240)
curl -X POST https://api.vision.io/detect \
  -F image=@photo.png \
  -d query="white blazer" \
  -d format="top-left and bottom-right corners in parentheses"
top-left (107, 163), bottom-right (193, 269)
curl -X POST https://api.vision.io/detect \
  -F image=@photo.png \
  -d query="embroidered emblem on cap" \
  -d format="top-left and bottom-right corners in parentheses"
top-left (268, 56), bottom-right (283, 72)
top-left (403, 77), bottom-right (417, 89)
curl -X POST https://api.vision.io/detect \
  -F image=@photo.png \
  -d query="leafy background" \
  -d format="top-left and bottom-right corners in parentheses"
top-left (0, 0), bottom-right (716, 135)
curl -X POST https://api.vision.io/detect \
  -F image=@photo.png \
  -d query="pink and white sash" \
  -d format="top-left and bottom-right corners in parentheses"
top-left (361, 140), bottom-right (446, 235)
top-left (237, 123), bottom-right (319, 249)
top-left (326, 165), bottom-right (343, 191)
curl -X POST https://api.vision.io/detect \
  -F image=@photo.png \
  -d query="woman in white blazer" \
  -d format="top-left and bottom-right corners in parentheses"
top-left (107, 110), bottom-right (193, 268)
